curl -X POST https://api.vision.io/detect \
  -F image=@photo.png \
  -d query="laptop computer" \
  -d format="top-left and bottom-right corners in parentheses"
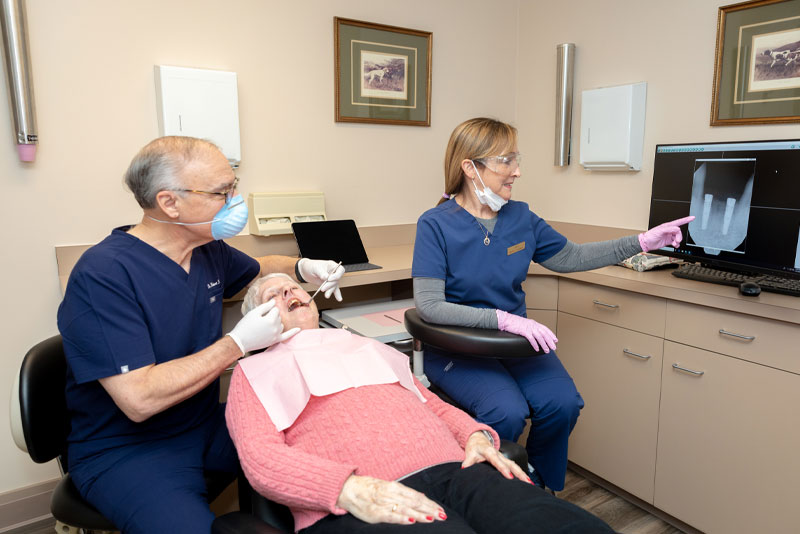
top-left (291, 219), bottom-right (382, 272)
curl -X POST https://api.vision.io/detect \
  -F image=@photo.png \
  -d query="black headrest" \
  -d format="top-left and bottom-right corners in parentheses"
top-left (19, 335), bottom-right (70, 463)
top-left (404, 308), bottom-right (542, 359)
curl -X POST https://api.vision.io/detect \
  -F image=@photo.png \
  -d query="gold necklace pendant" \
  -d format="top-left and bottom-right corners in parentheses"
top-left (484, 236), bottom-right (490, 246)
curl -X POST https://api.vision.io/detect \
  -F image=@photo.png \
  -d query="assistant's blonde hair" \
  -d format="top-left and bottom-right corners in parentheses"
top-left (439, 118), bottom-right (518, 206)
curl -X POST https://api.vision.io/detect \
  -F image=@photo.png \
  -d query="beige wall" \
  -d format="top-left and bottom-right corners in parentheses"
top-left (1, 0), bottom-right (518, 493)
top-left (515, 0), bottom-right (798, 230)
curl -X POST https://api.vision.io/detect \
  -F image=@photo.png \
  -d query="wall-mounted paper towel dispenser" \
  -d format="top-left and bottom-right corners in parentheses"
top-left (247, 192), bottom-right (326, 236)
top-left (155, 65), bottom-right (241, 168)
top-left (579, 82), bottom-right (647, 171)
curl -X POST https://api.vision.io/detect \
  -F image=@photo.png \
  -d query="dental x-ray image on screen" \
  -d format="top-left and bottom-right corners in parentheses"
top-left (648, 139), bottom-right (800, 278)
top-left (687, 159), bottom-right (755, 256)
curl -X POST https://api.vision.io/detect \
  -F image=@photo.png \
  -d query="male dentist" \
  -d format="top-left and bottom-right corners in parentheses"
top-left (57, 136), bottom-right (344, 533)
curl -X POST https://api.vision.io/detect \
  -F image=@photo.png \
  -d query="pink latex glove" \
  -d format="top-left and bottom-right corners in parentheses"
top-left (496, 310), bottom-right (558, 353)
top-left (638, 216), bottom-right (695, 253)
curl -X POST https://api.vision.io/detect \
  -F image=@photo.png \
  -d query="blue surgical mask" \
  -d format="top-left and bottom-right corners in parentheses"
top-left (146, 194), bottom-right (249, 240)
top-left (210, 195), bottom-right (249, 239)
top-left (470, 161), bottom-right (508, 212)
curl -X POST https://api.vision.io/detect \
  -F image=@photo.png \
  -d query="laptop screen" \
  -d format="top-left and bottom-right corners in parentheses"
top-left (292, 220), bottom-right (370, 265)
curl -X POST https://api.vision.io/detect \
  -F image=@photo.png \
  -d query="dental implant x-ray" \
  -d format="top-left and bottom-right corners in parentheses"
top-left (687, 159), bottom-right (756, 256)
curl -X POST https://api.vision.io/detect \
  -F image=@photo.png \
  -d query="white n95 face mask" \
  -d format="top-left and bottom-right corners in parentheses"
top-left (470, 161), bottom-right (508, 212)
top-left (146, 194), bottom-right (249, 240)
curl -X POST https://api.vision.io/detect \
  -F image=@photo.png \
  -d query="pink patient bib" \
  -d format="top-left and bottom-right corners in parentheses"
top-left (238, 329), bottom-right (425, 431)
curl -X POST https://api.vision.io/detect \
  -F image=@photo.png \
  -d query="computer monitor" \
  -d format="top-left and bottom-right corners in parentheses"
top-left (648, 139), bottom-right (800, 279)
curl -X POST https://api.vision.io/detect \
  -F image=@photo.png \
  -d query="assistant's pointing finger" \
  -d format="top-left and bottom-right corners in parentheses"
top-left (670, 215), bottom-right (695, 226)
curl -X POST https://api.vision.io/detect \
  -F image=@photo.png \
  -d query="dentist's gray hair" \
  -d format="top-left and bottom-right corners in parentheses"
top-left (124, 136), bottom-right (221, 209)
top-left (241, 273), bottom-right (294, 315)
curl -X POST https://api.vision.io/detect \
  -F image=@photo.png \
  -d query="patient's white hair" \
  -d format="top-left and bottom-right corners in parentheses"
top-left (241, 273), bottom-right (295, 315)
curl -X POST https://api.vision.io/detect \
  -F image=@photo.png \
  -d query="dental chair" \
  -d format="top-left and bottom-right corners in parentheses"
top-left (10, 335), bottom-right (234, 533)
top-left (211, 312), bottom-right (532, 534)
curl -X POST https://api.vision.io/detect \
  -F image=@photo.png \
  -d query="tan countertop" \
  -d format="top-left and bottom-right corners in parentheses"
top-left (55, 221), bottom-right (800, 325)
top-left (55, 224), bottom-right (419, 293)
top-left (536, 264), bottom-right (800, 325)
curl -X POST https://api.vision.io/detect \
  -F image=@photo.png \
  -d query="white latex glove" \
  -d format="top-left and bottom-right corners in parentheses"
top-left (297, 258), bottom-right (345, 301)
top-left (226, 299), bottom-right (300, 355)
top-left (336, 475), bottom-right (446, 525)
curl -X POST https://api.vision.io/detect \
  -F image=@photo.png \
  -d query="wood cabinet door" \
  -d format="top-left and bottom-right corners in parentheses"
top-left (557, 311), bottom-right (664, 502)
top-left (656, 341), bottom-right (800, 534)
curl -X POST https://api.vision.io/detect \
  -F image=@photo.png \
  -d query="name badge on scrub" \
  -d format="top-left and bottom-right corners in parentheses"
top-left (507, 242), bottom-right (525, 255)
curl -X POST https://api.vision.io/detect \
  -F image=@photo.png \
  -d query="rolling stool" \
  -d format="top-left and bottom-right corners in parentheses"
top-left (403, 308), bottom-right (544, 483)
top-left (11, 335), bottom-right (234, 533)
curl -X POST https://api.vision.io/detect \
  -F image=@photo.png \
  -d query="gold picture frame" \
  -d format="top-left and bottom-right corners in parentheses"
top-left (334, 17), bottom-right (432, 126)
top-left (711, 0), bottom-right (800, 125)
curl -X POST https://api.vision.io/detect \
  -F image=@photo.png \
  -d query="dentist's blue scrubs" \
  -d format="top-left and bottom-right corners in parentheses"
top-left (57, 226), bottom-right (259, 534)
top-left (412, 199), bottom-right (584, 491)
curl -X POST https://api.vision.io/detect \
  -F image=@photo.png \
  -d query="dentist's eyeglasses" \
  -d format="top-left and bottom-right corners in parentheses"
top-left (474, 153), bottom-right (522, 175)
top-left (175, 176), bottom-right (240, 203)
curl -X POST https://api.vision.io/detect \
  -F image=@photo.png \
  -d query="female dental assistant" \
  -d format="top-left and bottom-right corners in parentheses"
top-left (411, 117), bottom-right (692, 491)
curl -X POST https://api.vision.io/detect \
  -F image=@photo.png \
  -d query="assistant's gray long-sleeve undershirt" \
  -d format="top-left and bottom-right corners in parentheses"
top-left (413, 234), bottom-right (642, 329)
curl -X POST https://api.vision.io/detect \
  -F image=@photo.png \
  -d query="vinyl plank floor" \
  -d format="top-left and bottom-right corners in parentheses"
top-left (559, 469), bottom-right (685, 534)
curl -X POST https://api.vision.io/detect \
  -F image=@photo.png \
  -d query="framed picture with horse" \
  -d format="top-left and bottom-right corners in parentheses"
top-left (334, 17), bottom-right (432, 126)
top-left (711, 0), bottom-right (800, 125)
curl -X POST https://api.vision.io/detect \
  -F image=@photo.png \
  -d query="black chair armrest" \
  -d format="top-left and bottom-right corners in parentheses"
top-left (238, 473), bottom-right (294, 533)
top-left (212, 512), bottom-right (284, 534)
top-left (498, 439), bottom-right (528, 472)
top-left (404, 309), bottom-right (540, 359)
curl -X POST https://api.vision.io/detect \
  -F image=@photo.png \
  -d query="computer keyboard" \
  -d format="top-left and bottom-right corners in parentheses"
top-left (343, 262), bottom-right (382, 273)
top-left (672, 264), bottom-right (800, 297)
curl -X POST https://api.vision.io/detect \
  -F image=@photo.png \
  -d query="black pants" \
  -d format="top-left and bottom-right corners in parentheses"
top-left (302, 462), bottom-right (613, 534)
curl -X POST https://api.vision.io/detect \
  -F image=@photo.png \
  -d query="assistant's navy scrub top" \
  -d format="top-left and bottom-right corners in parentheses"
top-left (57, 227), bottom-right (260, 468)
top-left (412, 199), bottom-right (567, 316)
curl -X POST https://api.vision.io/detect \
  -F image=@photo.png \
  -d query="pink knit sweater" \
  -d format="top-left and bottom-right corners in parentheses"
top-left (225, 364), bottom-right (499, 531)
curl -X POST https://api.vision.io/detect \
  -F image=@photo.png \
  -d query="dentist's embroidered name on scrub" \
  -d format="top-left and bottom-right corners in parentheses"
top-left (207, 279), bottom-right (221, 289)
top-left (507, 242), bottom-right (525, 255)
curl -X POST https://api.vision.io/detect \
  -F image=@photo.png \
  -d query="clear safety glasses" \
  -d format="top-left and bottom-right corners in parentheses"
top-left (475, 153), bottom-right (522, 175)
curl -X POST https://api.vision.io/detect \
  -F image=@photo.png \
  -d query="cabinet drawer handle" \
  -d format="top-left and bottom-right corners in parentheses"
top-left (672, 363), bottom-right (704, 376)
top-left (592, 299), bottom-right (619, 309)
top-left (623, 348), bottom-right (651, 360)
top-left (719, 329), bottom-right (755, 341)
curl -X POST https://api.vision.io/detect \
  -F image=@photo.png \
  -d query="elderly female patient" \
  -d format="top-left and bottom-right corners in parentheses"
top-left (225, 273), bottom-right (613, 534)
